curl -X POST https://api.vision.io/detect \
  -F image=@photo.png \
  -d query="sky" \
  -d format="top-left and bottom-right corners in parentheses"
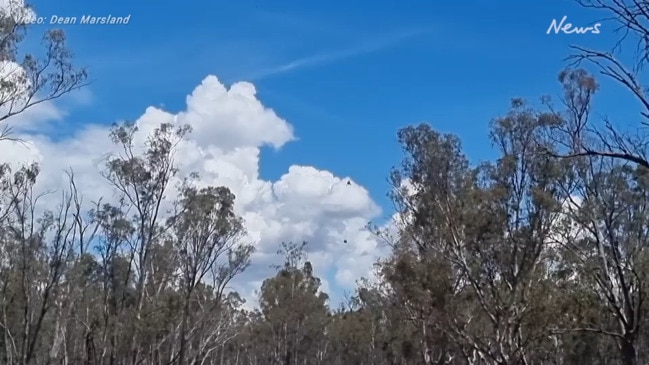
top-left (0, 0), bottom-right (643, 306)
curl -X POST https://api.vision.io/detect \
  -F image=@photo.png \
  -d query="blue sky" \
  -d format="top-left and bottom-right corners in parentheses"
top-left (29, 0), bottom-right (637, 213)
top-left (16, 0), bottom-right (644, 301)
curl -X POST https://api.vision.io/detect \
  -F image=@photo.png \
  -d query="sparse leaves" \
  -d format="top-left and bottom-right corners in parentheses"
top-left (0, 10), bottom-right (87, 138)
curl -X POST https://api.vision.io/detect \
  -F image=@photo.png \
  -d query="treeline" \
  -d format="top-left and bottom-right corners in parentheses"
top-left (4, 0), bottom-right (649, 364)
top-left (4, 109), bottom-right (649, 365)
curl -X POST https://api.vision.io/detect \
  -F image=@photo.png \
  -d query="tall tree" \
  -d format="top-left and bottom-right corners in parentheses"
top-left (257, 242), bottom-right (330, 365)
top-left (385, 104), bottom-right (569, 364)
top-left (169, 181), bottom-right (253, 364)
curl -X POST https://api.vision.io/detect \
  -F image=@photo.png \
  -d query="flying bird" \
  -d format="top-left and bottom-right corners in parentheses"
top-left (346, 180), bottom-right (351, 186)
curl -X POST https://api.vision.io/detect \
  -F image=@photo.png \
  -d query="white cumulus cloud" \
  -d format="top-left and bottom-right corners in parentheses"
top-left (0, 75), bottom-right (389, 306)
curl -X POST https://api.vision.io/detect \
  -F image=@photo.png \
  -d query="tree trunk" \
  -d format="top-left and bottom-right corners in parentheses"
top-left (620, 338), bottom-right (637, 365)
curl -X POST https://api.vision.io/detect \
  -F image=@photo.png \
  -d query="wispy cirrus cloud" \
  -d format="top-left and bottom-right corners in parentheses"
top-left (245, 28), bottom-right (430, 81)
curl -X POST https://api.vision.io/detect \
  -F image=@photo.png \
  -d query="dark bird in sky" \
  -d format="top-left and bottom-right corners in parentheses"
top-left (346, 181), bottom-right (351, 185)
